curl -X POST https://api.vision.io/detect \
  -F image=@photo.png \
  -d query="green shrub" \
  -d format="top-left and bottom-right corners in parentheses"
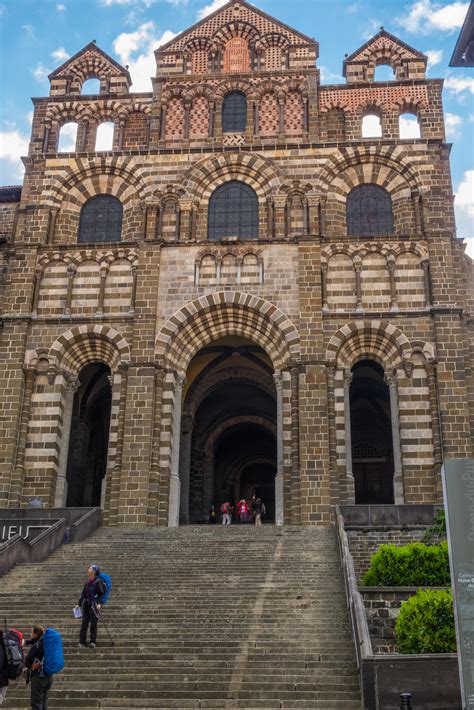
top-left (423, 508), bottom-right (447, 542)
top-left (395, 588), bottom-right (456, 653)
top-left (362, 541), bottom-right (450, 586)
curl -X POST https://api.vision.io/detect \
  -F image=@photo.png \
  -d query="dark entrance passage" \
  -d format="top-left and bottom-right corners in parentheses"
top-left (66, 363), bottom-right (112, 507)
top-left (350, 360), bottom-right (394, 504)
top-left (182, 338), bottom-right (277, 523)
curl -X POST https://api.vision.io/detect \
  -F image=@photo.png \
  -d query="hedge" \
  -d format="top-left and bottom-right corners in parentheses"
top-left (395, 589), bottom-right (456, 654)
top-left (362, 541), bottom-right (450, 587)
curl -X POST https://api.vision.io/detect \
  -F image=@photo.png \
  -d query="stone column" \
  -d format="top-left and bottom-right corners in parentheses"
top-left (290, 364), bottom-right (301, 524)
top-left (343, 369), bottom-right (353, 480)
top-left (303, 96), bottom-right (309, 134)
top-left (387, 258), bottom-right (398, 311)
top-left (307, 195), bottom-right (319, 236)
top-left (273, 196), bottom-right (286, 239)
top-left (326, 365), bottom-right (339, 503)
top-left (179, 411), bottom-right (194, 524)
top-left (426, 362), bottom-right (444, 502)
top-left (118, 121), bottom-right (125, 150)
top-left (321, 264), bottom-right (329, 312)
top-left (54, 376), bottom-right (80, 507)
top-left (129, 265), bottom-right (138, 314)
top-left (318, 196), bottom-right (327, 237)
top-left (80, 121), bottom-right (88, 151)
top-left (278, 94), bottom-right (285, 137)
top-left (31, 267), bottom-right (44, 317)
top-left (354, 258), bottom-right (363, 312)
top-left (8, 366), bottom-right (36, 507)
top-left (208, 100), bottom-right (215, 138)
top-left (273, 371), bottom-right (284, 525)
top-left (422, 260), bottom-right (432, 308)
top-left (386, 371), bottom-right (404, 504)
top-left (254, 100), bottom-right (259, 137)
top-left (266, 197), bottom-right (274, 238)
top-left (147, 366), bottom-right (165, 525)
top-left (159, 103), bottom-right (167, 140)
top-left (179, 200), bottom-right (193, 242)
top-left (412, 190), bottom-right (422, 235)
top-left (183, 100), bottom-right (191, 140)
top-left (214, 99), bottom-right (223, 139)
top-left (64, 263), bottom-right (76, 316)
top-left (47, 208), bottom-right (58, 245)
top-left (168, 373), bottom-right (185, 527)
top-left (96, 266), bottom-right (108, 316)
top-left (107, 364), bottom-right (128, 525)
top-left (43, 124), bottom-right (51, 152)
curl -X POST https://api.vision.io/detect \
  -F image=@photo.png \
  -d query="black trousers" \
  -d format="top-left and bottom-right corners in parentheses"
top-left (79, 603), bottom-right (98, 644)
top-left (30, 673), bottom-right (52, 710)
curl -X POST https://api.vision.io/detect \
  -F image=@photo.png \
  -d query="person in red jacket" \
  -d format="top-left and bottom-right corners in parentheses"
top-left (237, 498), bottom-right (249, 523)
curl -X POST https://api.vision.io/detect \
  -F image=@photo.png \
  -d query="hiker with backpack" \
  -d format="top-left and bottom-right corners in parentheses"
top-left (252, 495), bottom-right (266, 527)
top-left (25, 625), bottom-right (64, 710)
top-left (76, 564), bottom-right (110, 648)
top-left (0, 626), bottom-right (24, 705)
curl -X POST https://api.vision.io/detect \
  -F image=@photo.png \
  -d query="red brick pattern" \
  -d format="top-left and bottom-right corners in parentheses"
top-left (165, 98), bottom-right (185, 140)
top-left (259, 92), bottom-right (279, 136)
top-left (223, 37), bottom-right (250, 74)
top-left (189, 96), bottom-right (209, 138)
top-left (284, 92), bottom-right (304, 135)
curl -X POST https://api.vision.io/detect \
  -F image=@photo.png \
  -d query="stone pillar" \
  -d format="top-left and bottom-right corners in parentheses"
top-left (354, 258), bottom-right (363, 312)
top-left (326, 365), bottom-right (339, 504)
top-left (8, 367), bottom-right (36, 507)
top-left (274, 371), bottom-right (284, 525)
top-left (278, 94), bottom-right (285, 137)
top-left (273, 196), bottom-right (286, 239)
top-left (64, 263), bottom-right (76, 316)
top-left (343, 369), bottom-right (353, 480)
top-left (147, 366), bottom-right (165, 525)
top-left (31, 268), bottom-right (43, 316)
top-left (118, 121), bottom-right (125, 150)
top-left (412, 190), bottom-right (422, 235)
top-left (47, 208), bottom-right (58, 245)
top-left (290, 364), bottom-right (301, 524)
top-left (160, 103), bottom-right (167, 140)
top-left (318, 196), bottom-right (327, 237)
top-left (80, 121), bottom-right (88, 151)
top-left (179, 200), bottom-right (193, 242)
top-left (303, 96), bottom-right (309, 134)
top-left (321, 264), bottom-right (328, 312)
top-left (179, 411), bottom-right (194, 524)
top-left (426, 362), bottom-right (444, 502)
top-left (266, 197), bottom-right (274, 238)
top-left (387, 258), bottom-right (398, 311)
top-left (183, 100), bottom-right (191, 140)
top-left (96, 266), bottom-right (108, 316)
top-left (129, 265), bottom-right (138, 314)
top-left (43, 124), bottom-right (51, 152)
top-left (54, 376), bottom-right (80, 507)
top-left (254, 100), bottom-right (259, 137)
top-left (168, 373), bottom-right (185, 527)
top-left (208, 100), bottom-right (215, 138)
top-left (308, 195), bottom-right (319, 236)
top-left (245, 99), bottom-right (255, 142)
top-left (422, 260), bottom-right (432, 308)
top-left (386, 371), bottom-right (404, 504)
top-left (214, 99), bottom-right (223, 138)
top-left (107, 364), bottom-right (128, 525)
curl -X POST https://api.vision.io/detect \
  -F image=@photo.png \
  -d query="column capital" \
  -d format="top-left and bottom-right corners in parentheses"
top-left (343, 369), bottom-right (353, 389)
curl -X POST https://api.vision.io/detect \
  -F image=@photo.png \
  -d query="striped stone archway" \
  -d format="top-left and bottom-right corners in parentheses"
top-left (154, 292), bottom-right (300, 527)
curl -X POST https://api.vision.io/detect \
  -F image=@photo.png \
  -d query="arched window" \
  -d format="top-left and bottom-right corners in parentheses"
top-left (222, 91), bottom-right (247, 133)
top-left (57, 122), bottom-right (78, 152)
top-left (347, 184), bottom-right (394, 236)
top-left (208, 181), bottom-right (258, 240)
top-left (374, 64), bottom-right (395, 81)
top-left (399, 113), bottom-right (421, 138)
top-left (95, 121), bottom-right (115, 151)
top-left (78, 195), bottom-right (123, 244)
top-left (362, 113), bottom-right (382, 138)
top-left (82, 77), bottom-right (101, 95)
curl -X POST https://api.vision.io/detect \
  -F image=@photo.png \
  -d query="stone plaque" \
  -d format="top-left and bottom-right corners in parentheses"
top-left (443, 459), bottom-right (474, 710)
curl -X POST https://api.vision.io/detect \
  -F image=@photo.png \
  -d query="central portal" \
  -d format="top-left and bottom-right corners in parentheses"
top-left (179, 337), bottom-right (277, 524)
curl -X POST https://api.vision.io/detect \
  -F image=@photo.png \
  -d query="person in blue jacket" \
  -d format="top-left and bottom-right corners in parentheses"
top-left (24, 625), bottom-right (50, 710)
top-left (76, 564), bottom-right (105, 649)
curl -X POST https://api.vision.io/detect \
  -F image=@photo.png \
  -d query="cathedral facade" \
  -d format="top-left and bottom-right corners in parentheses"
top-left (0, 0), bottom-right (473, 526)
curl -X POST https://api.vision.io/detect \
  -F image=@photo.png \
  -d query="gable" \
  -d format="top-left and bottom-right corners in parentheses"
top-left (159, 0), bottom-right (317, 54)
top-left (345, 29), bottom-right (426, 65)
top-left (49, 42), bottom-right (130, 81)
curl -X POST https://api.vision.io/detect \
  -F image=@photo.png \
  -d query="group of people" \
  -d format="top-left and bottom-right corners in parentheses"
top-left (0, 563), bottom-right (106, 709)
top-left (209, 493), bottom-right (266, 526)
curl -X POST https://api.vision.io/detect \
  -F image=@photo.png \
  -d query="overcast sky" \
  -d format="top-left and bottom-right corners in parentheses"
top-left (0, 0), bottom-right (472, 254)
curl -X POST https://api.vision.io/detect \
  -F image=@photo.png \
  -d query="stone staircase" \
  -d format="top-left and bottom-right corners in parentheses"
top-left (1, 525), bottom-right (361, 709)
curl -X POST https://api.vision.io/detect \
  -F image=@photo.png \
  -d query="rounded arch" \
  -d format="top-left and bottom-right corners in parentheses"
top-left (48, 324), bottom-right (130, 376)
top-left (212, 20), bottom-right (261, 49)
top-left (182, 152), bottom-right (284, 203)
top-left (155, 292), bottom-right (300, 371)
top-left (325, 319), bottom-right (412, 370)
top-left (318, 147), bottom-right (421, 196)
top-left (43, 160), bottom-right (149, 208)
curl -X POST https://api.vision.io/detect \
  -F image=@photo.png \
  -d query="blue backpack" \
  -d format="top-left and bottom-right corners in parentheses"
top-left (42, 628), bottom-right (64, 676)
top-left (98, 572), bottom-right (112, 604)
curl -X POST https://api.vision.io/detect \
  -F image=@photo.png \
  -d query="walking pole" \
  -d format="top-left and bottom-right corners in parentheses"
top-left (95, 607), bottom-right (115, 647)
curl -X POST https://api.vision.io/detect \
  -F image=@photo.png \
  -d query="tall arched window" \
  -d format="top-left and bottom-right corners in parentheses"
top-left (208, 181), bottom-right (258, 240)
top-left (347, 184), bottom-right (394, 236)
top-left (78, 195), bottom-right (123, 244)
top-left (222, 91), bottom-right (247, 133)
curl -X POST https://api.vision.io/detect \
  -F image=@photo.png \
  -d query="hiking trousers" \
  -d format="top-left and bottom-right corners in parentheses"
top-left (80, 603), bottom-right (99, 644)
top-left (30, 673), bottom-right (52, 710)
